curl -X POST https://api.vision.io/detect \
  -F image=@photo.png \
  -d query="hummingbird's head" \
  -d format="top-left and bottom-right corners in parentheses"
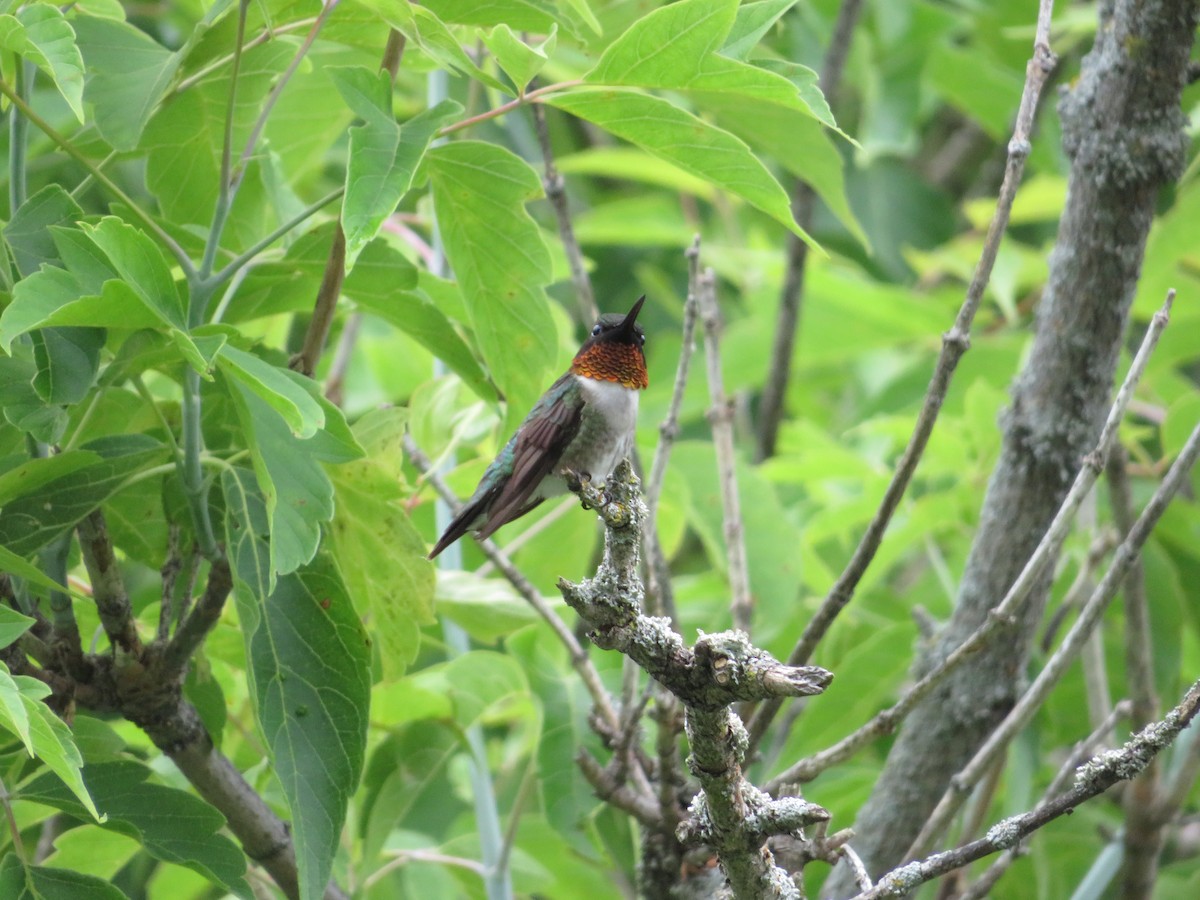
top-left (571, 296), bottom-right (649, 389)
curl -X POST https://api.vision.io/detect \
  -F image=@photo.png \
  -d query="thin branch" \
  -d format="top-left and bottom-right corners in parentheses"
top-left (531, 99), bottom-right (597, 324)
top-left (294, 30), bottom-right (404, 380)
top-left (853, 678), bottom-right (1200, 899)
top-left (230, 1), bottom-right (341, 200)
top-left (768, 292), bottom-right (1175, 791)
top-left (290, 223), bottom-right (347, 377)
top-left (698, 270), bottom-right (753, 633)
top-left (1116, 432), bottom-right (1170, 896)
top-left (642, 236), bottom-right (702, 621)
top-left (323, 312), bottom-right (363, 406)
top-left (745, 0), bottom-right (1059, 754)
top-left (0, 77), bottom-right (195, 277)
top-left (906, 415), bottom-right (1200, 862)
top-left (158, 526), bottom-right (183, 643)
top-left (174, 18), bottom-right (319, 94)
top-left (959, 701), bottom-right (1131, 900)
top-left (162, 558), bottom-right (234, 675)
top-left (0, 774), bottom-right (26, 863)
top-left (1108, 444), bottom-right (1159, 731)
top-left (755, 0), bottom-right (865, 461)
top-left (207, 188), bottom-right (344, 290)
top-left (437, 81), bottom-right (582, 137)
top-left (76, 511), bottom-right (142, 655)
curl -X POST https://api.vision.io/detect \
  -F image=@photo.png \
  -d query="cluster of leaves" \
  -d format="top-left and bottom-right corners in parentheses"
top-left (0, 0), bottom-right (1197, 898)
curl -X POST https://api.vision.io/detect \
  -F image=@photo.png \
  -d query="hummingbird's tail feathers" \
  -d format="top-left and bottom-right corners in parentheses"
top-left (475, 497), bottom-right (545, 542)
top-left (427, 490), bottom-right (493, 559)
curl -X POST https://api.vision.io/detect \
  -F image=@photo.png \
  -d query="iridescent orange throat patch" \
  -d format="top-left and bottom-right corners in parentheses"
top-left (571, 343), bottom-right (649, 389)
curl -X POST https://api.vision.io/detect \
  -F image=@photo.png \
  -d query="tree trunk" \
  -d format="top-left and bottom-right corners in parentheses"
top-left (825, 0), bottom-right (1199, 893)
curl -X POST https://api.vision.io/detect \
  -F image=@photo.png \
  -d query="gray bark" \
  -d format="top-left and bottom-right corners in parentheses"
top-left (824, 1), bottom-right (1199, 894)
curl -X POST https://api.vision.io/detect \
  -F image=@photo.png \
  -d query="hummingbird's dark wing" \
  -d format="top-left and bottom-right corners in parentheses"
top-left (476, 374), bottom-right (583, 540)
top-left (428, 374), bottom-right (582, 558)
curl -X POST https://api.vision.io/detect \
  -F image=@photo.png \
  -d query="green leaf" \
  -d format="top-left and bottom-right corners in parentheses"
top-left (0, 605), bottom-right (36, 650)
top-left (215, 346), bottom-right (325, 439)
top-left (722, 0), bottom-right (799, 60)
top-left (0, 664), bottom-right (34, 754)
top-left (73, 13), bottom-right (180, 150)
top-left (223, 383), bottom-right (334, 581)
top-left (80, 218), bottom-right (184, 329)
top-left (587, 0), bottom-right (837, 132)
top-left (547, 89), bottom-right (813, 246)
top-left (481, 24), bottom-right (556, 90)
top-left (705, 94), bottom-right (865, 245)
top-left (224, 223), bottom-right (418, 321)
top-left (0, 360), bottom-right (68, 445)
top-left (142, 41), bottom-right (293, 232)
top-left (926, 42), bottom-right (1022, 142)
top-left (0, 268), bottom-right (162, 354)
top-left (435, 570), bottom-right (538, 643)
top-left (20, 760), bottom-right (251, 897)
top-left (0, 6), bottom-right (85, 122)
top-left (416, 0), bottom-right (559, 31)
top-left (327, 408), bottom-right (435, 680)
top-left (0, 436), bottom-right (167, 556)
top-left (244, 555), bottom-right (370, 900)
top-left (7, 670), bottom-right (103, 820)
top-left (353, 0), bottom-right (508, 90)
top-left (353, 288), bottom-right (496, 402)
top-left (427, 141), bottom-right (556, 419)
top-left (30, 327), bottom-right (105, 405)
top-left (0, 855), bottom-right (128, 900)
top-left (222, 466), bottom-right (271, 606)
top-left (330, 65), bottom-right (460, 267)
top-left (0, 546), bottom-right (91, 604)
top-left (2, 184), bottom-right (82, 277)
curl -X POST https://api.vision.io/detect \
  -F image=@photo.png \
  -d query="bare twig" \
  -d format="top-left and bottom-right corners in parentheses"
top-left (158, 525), bottom-right (182, 643)
top-left (531, 100), bottom-right (597, 324)
top-left (770, 293), bottom-right (1175, 791)
top-left (642, 236), bottom-right (702, 621)
top-left (162, 558), bottom-right (234, 675)
top-left (76, 510), bottom-right (142, 655)
top-left (853, 678), bottom-right (1200, 899)
top-left (1116, 432), bottom-right (1171, 896)
top-left (959, 701), bottom-right (1131, 900)
top-left (755, 0), bottom-right (865, 461)
top-left (698, 270), bottom-right (753, 633)
top-left (323, 312), bottom-right (362, 406)
top-left (746, 0), bottom-right (1060, 754)
top-left (907, 416), bottom-right (1200, 861)
top-left (291, 224), bottom-right (347, 377)
top-left (295, 29), bottom-right (405, 381)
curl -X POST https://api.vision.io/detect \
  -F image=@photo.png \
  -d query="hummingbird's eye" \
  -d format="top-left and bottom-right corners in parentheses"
top-left (639, 334), bottom-right (645, 346)
top-left (591, 324), bottom-right (602, 336)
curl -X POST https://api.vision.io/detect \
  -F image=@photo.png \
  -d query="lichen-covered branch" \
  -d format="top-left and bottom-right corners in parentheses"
top-left (559, 462), bottom-right (832, 897)
top-left (851, 678), bottom-right (1200, 899)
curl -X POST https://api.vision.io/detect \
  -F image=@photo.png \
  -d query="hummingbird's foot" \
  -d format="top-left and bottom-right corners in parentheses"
top-left (562, 469), bottom-right (597, 508)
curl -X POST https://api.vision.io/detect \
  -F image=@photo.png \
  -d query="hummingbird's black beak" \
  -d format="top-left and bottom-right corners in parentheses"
top-left (617, 295), bottom-right (645, 336)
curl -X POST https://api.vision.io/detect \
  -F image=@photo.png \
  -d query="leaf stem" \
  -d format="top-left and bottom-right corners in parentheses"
top-left (206, 188), bottom-right (344, 291)
top-left (437, 80), bottom-right (582, 137)
top-left (0, 774), bottom-right (26, 864)
top-left (8, 60), bottom-right (32, 214)
top-left (198, 0), bottom-right (251, 286)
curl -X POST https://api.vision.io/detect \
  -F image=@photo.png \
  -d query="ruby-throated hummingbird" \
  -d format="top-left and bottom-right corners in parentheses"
top-left (428, 297), bottom-right (649, 559)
